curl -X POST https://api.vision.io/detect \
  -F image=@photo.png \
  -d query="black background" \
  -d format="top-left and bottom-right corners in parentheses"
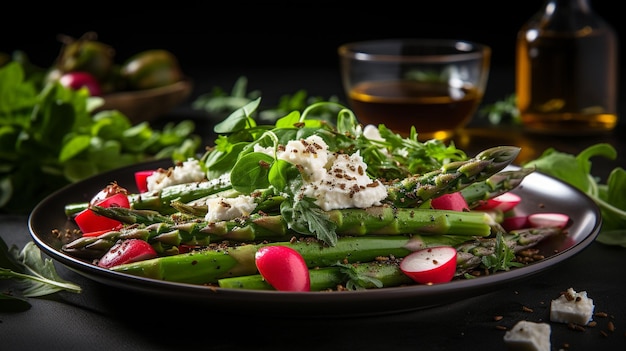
top-left (2, 1), bottom-right (623, 71)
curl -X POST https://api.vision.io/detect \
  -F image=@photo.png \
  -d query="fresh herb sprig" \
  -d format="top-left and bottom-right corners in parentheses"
top-left (1, 237), bottom-right (81, 312)
top-left (481, 232), bottom-right (525, 272)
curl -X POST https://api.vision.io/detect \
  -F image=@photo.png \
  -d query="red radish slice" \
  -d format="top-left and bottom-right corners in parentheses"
top-left (97, 239), bottom-right (157, 268)
top-left (134, 170), bottom-right (155, 193)
top-left (75, 193), bottom-right (131, 233)
top-left (90, 183), bottom-right (128, 206)
top-left (475, 192), bottom-right (522, 213)
top-left (431, 192), bottom-right (469, 211)
top-left (501, 216), bottom-right (530, 231)
top-left (528, 213), bottom-right (570, 229)
top-left (400, 246), bottom-right (457, 284)
top-left (255, 246), bottom-right (310, 292)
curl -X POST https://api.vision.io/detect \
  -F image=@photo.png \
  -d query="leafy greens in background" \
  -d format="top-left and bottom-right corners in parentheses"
top-left (192, 75), bottom-right (343, 124)
top-left (0, 61), bottom-right (202, 214)
top-left (478, 93), bottom-right (521, 125)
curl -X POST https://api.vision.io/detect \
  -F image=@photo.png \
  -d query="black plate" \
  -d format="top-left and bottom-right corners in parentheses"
top-left (28, 160), bottom-right (602, 317)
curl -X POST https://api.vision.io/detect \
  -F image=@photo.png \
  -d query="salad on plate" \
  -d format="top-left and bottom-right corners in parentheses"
top-left (58, 98), bottom-right (571, 292)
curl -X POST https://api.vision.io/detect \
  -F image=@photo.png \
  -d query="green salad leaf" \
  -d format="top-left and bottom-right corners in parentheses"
top-left (523, 143), bottom-right (626, 246)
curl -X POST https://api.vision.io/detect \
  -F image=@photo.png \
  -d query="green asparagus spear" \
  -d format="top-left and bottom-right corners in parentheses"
top-left (64, 173), bottom-right (233, 217)
top-left (63, 205), bottom-right (496, 258)
top-left (218, 261), bottom-right (413, 291)
top-left (217, 226), bottom-right (563, 291)
top-left (454, 227), bottom-right (562, 274)
top-left (385, 146), bottom-right (521, 207)
top-left (61, 222), bottom-right (215, 259)
top-left (109, 235), bottom-right (472, 284)
top-left (460, 167), bottom-right (535, 209)
top-left (92, 204), bottom-right (496, 236)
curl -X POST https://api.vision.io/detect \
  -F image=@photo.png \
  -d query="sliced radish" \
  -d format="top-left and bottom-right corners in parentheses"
top-left (400, 246), bottom-right (457, 284)
top-left (527, 213), bottom-right (570, 229)
top-left (431, 192), bottom-right (469, 211)
top-left (501, 215), bottom-right (530, 231)
top-left (97, 239), bottom-right (157, 268)
top-left (75, 193), bottom-right (131, 233)
top-left (89, 182), bottom-right (128, 206)
top-left (475, 192), bottom-right (522, 213)
top-left (255, 246), bottom-right (310, 292)
top-left (134, 170), bottom-right (155, 193)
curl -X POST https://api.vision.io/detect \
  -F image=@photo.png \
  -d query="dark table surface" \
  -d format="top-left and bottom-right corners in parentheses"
top-left (2, 65), bottom-right (626, 350)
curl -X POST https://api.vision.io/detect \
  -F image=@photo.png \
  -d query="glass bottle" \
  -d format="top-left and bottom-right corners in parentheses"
top-left (515, 0), bottom-right (619, 135)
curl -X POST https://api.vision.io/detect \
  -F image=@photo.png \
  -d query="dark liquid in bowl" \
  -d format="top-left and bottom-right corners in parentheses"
top-left (348, 80), bottom-right (482, 140)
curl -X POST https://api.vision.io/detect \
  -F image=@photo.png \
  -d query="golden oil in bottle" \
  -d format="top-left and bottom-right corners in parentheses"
top-left (516, 0), bottom-right (619, 135)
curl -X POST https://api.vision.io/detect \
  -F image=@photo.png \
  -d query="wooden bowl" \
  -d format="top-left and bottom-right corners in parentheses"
top-left (97, 79), bottom-right (193, 124)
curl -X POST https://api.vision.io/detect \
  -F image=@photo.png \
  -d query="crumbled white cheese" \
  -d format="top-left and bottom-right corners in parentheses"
top-left (252, 135), bottom-right (388, 210)
top-left (503, 320), bottom-right (551, 351)
top-left (278, 135), bottom-right (330, 182)
top-left (277, 135), bottom-right (387, 211)
top-left (204, 195), bottom-right (257, 222)
top-left (362, 124), bottom-right (384, 141)
top-left (301, 151), bottom-right (387, 210)
top-left (146, 158), bottom-right (206, 192)
top-left (549, 287), bottom-right (595, 325)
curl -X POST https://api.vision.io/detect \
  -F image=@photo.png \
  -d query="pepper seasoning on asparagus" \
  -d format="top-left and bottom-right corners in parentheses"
top-left (385, 146), bottom-right (521, 207)
top-left (217, 227), bottom-right (564, 291)
top-left (62, 205), bottom-right (496, 258)
top-left (107, 226), bottom-right (563, 286)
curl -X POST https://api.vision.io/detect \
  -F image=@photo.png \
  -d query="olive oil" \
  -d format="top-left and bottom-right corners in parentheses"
top-left (348, 80), bottom-right (482, 140)
top-left (516, 0), bottom-right (619, 135)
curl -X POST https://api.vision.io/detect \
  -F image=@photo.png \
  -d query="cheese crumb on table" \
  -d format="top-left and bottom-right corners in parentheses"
top-left (549, 287), bottom-right (595, 325)
top-left (503, 320), bottom-right (551, 351)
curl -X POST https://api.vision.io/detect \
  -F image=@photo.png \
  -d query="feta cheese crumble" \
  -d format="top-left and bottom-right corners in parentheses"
top-left (146, 158), bottom-right (206, 192)
top-left (549, 287), bottom-right (595, 325)
top-left (205, 195), bottom-right (257, 222)
top-left (503, 320), bottom-right (551, 351)
top-left (362, 124), bottom-right (385, 141)
top-left (277, 135), bottom-right (388, 211)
